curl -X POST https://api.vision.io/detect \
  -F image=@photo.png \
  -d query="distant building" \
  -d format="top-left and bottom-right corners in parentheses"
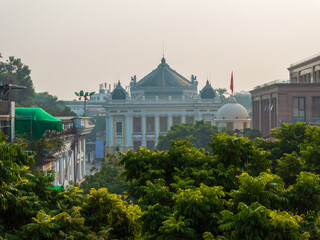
top-left (64, 84), bottom-right (109, 117)
top-left (288, 53), bottom-right (320, 83)
top-left (65, 101), bottom-right (106, 117)
top-left (250, 53), bottom-right (320, 137)
top-left (104, 57), bottom-right (223, 153)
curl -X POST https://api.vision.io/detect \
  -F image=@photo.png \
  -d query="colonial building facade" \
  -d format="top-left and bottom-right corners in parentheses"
top-left (43, 117), bottom-right (94, 187)
top-left (105, 57), bottom-right (222, 153)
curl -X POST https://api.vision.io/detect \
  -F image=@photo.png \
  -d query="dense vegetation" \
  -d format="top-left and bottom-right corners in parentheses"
top-left (3, 122), bottom-right (320, 239)
top-left (120, 122), bottom-right (320, 239)
top-left (81, 153), bottom-right (129, 196)
top-left (0, 134), bottom-right (140, 239)
top-left (157, 120), bottom-right (261, 151)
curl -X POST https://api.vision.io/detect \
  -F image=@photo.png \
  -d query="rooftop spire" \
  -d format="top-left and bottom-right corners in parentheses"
top-left (162, 41), bottom-right (165, 58)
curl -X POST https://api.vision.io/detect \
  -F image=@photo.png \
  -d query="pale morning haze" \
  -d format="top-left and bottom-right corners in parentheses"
top-left (1, 0), bottom-right (320, 100)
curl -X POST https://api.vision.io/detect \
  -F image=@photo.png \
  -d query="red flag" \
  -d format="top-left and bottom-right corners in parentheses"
top-left (162, 79), bottom-right (164, 95)
top-left (230, 71), bottom-right (234, 95)
top-left (162, 70), bottom-right (165, 95)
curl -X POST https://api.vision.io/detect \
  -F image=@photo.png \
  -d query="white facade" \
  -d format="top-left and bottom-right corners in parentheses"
top-left (105, 57), bottom-right (222, 153)
top-left (215, 97), bottom-right (251, 131)
top-left (43, 117), bottom-right (94, 187)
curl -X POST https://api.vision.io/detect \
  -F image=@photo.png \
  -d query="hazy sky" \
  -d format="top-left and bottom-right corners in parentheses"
top-left (1, 0), bottom-right (320, 100)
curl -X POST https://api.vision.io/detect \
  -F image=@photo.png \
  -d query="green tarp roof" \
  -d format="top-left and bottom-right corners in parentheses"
top-left (15, 108), bottom-right (62, 140)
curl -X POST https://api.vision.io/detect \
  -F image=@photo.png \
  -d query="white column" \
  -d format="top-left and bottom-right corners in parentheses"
top-left (107, 114), bottom-right (113, 147)
top-left (182, 114), bottom-right (186, 124)
top-left (78, 139), bottom-right (82, 181)
top-left (196, 109), bottom-right (202, 121)
top-left (155, 114), bottom-right (159, 146)
top-left (105, 115), bottom-right (109, 146)
top-left (83, 137), bottom-right (86, 177)
top-left (168, 114), bottom-right (173, 130)
top-left (142, 114), bottom-right (146, 147)
top-left (59, 156), bottom-right (64, 186)
top-left (71, 151), bottom-right (75, 182)
top-left (66, 152), bottom-right (70, 183)
top-left (125, 113), bottom-right (133, 147)
top-left (52, 161), bottom-right (58, 185)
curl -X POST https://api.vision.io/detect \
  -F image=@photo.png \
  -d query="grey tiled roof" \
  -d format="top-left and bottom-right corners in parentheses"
top-left (133, 57), bottom-right (193, 89)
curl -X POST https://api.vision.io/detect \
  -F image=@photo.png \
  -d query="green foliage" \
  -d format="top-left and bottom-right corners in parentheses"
top-left (232, 172), bottom-right (287, 210)
top-left (271, 122), bottom-right (310, 156)
top-left (82, 188), bottom-right (141, 239)
top-left (33, 92), bottom-right (76, 117)
top-left (173, 184), bottom-right (226, 236)
top-left (233, 91), bottom-right (251, 115)
top-left (276, 152), bottom-right (304, 186)
top-left (209, 133), bottom-right (270, 176)
top-left (0, 56), bottom-right (35, 106)
top-left (80, 155), bottom-right (129, 195)
top-left (28, 136), bottom-right (65, 168)
top-left (241, 128), bottom-right (262, 140)
top-left (0, 135), bottom-right (142, 239)
top-left (220, 202), bottom-right (309, 240)
top-left (288, 172), bottom-right (320, 214)
top-left (4, 122), bottom-right (320, 239)
top-left (157, 120), bottom-right (219, 152)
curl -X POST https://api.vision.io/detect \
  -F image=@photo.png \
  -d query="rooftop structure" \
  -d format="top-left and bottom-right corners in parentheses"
top-left (251, 53), bottom-right (320, 137)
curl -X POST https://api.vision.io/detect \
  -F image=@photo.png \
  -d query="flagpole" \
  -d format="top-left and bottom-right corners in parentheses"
top-left (230, 71), bottom-right (234, 96)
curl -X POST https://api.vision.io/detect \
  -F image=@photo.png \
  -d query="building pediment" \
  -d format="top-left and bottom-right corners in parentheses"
top-left (130, 58), bottom-right (197, 92)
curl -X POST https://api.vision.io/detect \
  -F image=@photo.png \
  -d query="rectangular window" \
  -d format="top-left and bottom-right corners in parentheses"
top-left (160, 116), bottom-right (168, 132)
top-left (146, 116), bottom-right (155, 133)
top-left (186, 116), bottom-right (194, 123)
top-left (243, 122), bottom-right (247, 129)
top-left (147, 140), bottom-right (155, 150)
top-left (133, 117), bottom-right (142, 133)
top-left (172, 116), bottom-right (181, 125)
top-left (116, 122), bottom-right (123, 135)
top-left (133, 141), bottom-right (141, 151)
top-left (271, 98), bottom-right (277, 128)
top-left (293, 97), bottom-right (305, 122)
top-left (227, 122), bottom-right (234, 131)
top-left (313, 97), bottom-right (320, 119)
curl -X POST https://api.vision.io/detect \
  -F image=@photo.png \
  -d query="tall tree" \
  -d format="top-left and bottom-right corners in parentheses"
top-left (0, 56), bottom-right (35, 106)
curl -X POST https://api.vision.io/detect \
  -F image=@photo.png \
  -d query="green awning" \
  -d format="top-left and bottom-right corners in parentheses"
top-left (15, 108), bottom-right (62, 140)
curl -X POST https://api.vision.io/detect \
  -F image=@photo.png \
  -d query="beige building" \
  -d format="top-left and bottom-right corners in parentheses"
top-left (215, 96), bottom-right (250, 131)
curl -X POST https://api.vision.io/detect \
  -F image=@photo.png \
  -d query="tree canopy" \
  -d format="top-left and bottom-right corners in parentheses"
top-left (0, 134), bottom-right (141, 239)
top-left (0, 56), bottom-right (35, 106)
top-left (33, 91), bottom-right (76, 116)
top-left (157, 120), bottom-right (219, 152)
top-left (3, 122), bottom-right (320, 239)
top-left (119, 122), bottom-right (320, 239)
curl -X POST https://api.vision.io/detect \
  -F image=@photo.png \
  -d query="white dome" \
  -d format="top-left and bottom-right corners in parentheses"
top-left (216, 97), bottom-right (248, 120)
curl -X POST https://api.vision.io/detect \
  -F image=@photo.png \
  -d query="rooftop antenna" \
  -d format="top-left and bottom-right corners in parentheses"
top-left (162, 41), bottom-right (165, 58)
